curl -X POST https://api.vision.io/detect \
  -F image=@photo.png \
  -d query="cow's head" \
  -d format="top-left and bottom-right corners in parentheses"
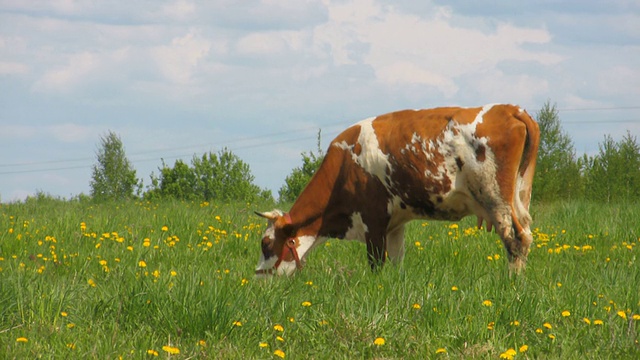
top-left (254, 210), bottom-right (312, 277)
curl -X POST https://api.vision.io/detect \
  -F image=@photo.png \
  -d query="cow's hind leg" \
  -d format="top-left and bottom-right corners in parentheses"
top-left (491, 206), bottom-right (532, 273)
top-left (386, 225), bottom-right (405, 265)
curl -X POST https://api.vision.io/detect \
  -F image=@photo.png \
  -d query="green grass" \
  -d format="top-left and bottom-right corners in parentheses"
top-left (0, 199), bottom-right (638, 359)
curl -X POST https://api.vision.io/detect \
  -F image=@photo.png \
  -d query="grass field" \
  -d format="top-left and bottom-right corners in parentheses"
top-left (1, 198), bottom-right (638, 359)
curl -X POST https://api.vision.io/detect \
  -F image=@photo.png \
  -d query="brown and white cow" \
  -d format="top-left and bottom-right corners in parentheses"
top-left (255, 104), bottom-right (540, 276)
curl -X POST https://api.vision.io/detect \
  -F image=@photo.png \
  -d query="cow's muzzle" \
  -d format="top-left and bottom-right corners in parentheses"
top-left (255, 238), bottom-right (303, 275)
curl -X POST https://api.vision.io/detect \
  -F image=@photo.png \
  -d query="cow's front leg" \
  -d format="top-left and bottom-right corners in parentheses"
top-left (366, 236), bottom-right (386, 271)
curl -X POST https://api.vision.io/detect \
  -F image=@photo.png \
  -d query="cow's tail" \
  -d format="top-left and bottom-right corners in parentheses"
top-left (515, 108), bottom-right (540, 210)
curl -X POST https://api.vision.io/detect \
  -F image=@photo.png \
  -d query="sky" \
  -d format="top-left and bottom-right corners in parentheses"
top-left (1, 0), bottom-right (639, 202)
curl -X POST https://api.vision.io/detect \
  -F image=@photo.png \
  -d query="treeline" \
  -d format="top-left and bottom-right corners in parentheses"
top-left (87, 101), bottom-right (640, 204)
top-left (533, 102), bottom-right (640, 203)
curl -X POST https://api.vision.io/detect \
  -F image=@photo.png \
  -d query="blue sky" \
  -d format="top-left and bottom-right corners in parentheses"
top-left (1, 0), bottom-right (639, 202)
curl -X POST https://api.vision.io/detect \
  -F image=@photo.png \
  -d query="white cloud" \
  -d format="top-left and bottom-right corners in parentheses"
top-left (33, 52), bottom-right (98, 92)
top-left (152, 30), bottom-right (212, 85)
top-left (0, 61), bottom-right (28, 75)
top-left (313, 0), bottom-right (563, 98)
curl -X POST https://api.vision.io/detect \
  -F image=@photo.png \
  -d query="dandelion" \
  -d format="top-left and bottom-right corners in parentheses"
top-left (499, 348), bottom-right (517, 359)
top-left (593, 319), bottom-right (604, 325)
top-left (617, 311), bottom-right (628, 320)
top-left (61, 311), bottom-right (68, 317)
top-left (305, 281), bottom-right (313, 286)
top-left (259, 342), bottom-right (268, 348)
top-left (633, 314), bottom-right (640, 321)
top-left (198, 340), bottom-right (207, 347)
top-left (161, 226), bottom-right (169, 232)
top-left (373, 337), bottom-right (385, 346)
top-left (273, 349), bottom-right (285, 358)
top-left (562, 310), bottom-right (571, 317)
top-left (510, 320), bottom-right (520, 326)
top-left (412, 303), bottom-right (421, 310)
top-left (583, 317), bottom-right (591, 325)
top-left (16, 337), bottom-right (28, 343)
top-left (487, 321), bottom-right (495, 330)
top-left (435, 348), bottom-right (447, 354)
top-left (88, 278), bottom-right (97, 287)
top-left (543, 322), bottom-right (553, 330)
top-left (548, 334), bottom-right (556, 340)
top-left (273, 324), bottom-right (284, 332)
top-left (451, 286), bottom-right (459, 291)
top-left (233, 320), bottom-right (242, 327)
top-left (276, 336), bottom-right (285, 342)
top-left (66, 323), bottom-right (75, 329)
top-left (147, 349), bottom-right (159, 356)
top-left (519, 344), bottom-right (529, 353)
top-left (162, 346), bottom-right (180, 355)
top-left (535, 328), bottom-right (543, 334)
top-left (302, 301), bottom-right (312, 307)
top-left (482, 299), bottom-right (493, 307)
top-left (138, 260), bottom-right (147, 268)
top-left (241, 278), bottom-right (249, 286)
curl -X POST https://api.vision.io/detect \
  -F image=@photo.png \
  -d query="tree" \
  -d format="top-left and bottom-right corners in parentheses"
top-left (532, 101), bottom-right (582, 202)
top-left (145, 148), bottom-right (272, 202)
top-left (279, 130), bottom-right (325, 203)
top-left (583, 132), bottom-right (640, 202)
top-left (90, 131), bottom-right (139, 201)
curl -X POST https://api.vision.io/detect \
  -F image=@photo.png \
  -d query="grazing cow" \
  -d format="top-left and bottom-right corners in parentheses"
top-left (255, 104), bottom-right (540, 276)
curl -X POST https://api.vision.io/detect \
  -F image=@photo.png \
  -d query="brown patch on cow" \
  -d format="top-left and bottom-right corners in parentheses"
top-left (475, 144), bottom-right (486, 162)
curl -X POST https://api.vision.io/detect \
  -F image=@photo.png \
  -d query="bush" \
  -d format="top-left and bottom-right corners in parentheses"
top-left (90, 131), bottom-right (139, 201)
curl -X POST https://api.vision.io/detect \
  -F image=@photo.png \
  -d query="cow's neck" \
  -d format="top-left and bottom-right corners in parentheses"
top-left (287, 160), bottom-right (344, 242)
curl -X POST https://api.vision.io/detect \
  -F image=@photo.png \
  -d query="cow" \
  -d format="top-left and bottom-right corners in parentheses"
top-left (255, 104), bottom-right (540, 277)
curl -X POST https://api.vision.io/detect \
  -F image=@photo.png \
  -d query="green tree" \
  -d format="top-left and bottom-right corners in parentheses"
top-left (533, 101), bottom-right (582, 202)
top-left (90, 131), bottom-right (139, 201)
top-left (583, 132), bottom-right (640, 202)
top-left (145, 149), bottom-right (272, 202)
top-left (279, 130), bottom-right (324, 203)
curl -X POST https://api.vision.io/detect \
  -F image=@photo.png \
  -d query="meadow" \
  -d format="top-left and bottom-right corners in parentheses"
top-left (0, 198), bottom-right (638, 359)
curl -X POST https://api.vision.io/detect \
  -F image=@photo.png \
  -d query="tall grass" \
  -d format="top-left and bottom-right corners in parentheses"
top-left (1, 199), bottom-right (638, 359)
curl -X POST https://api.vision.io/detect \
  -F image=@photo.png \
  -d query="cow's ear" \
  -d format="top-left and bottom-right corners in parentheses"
top-left (254, 210), bottom-right (283, 221)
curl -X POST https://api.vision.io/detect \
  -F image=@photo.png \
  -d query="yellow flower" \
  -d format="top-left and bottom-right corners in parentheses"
top-left (162, 346), bottom-right (180, 355)
top-left (482, 300), bottom-right (493, 307)
top-left (241, 278), bottom-right (249, 286)
top-left (593, 319), bottom-right (604, 325)
top-left (301, 301), bottom-right (312, 307)
top-left (499, 348), bottom-right (517, 359)
top-left (562, 310), bottom-right (571, 317)
top-left (161, 225), bottom-right (169, 232)
top-left (583, 317), bottom-right (591, 325)
top-left (276, 336), bottom-right (284, 342)
top-left (138, 260), bottom-right (147, 268)
top-left (633, 314), bottom-right (640, 320)
top-left (519, 344), bottom-right (529, 353)
top-left (61, 311), bottom-right (68, 317)
top-left (147, 349), bottom-right (159, 356)
top-left (543, 322), bottom-right (552, 329)
top-left (274, 349), bottom-right (285, 358)
top-left (88, 278), bottom-right (97, 287)
top-left (16, 337), bottom-right (28, 343)
top-left (435, 348), bottom-right (447, 354)
top-left (66, 323), bottom-right (75, 329)
top-left (548, 334), bottom-right (556, 340)
top-left (233, 321), bottom-right (242, 327)
top-left (259, 342), bottom-right (268, 348)
top-left (487, 321), bottom-right (495, 330)
top-left (617, 311), bottom-right (627, 320)
top-left (412, 303), bottom-right (421, 309)
top-left (273, 324), bottom-right (284, 332)
top-left (373, 337), bottom-right (385, 346)
top-left (535, 328), bottom-right (543, 334)
top-left (451, 286), bottom-right (459, 291)
top-left (198, 340), bottom-right (207, 347)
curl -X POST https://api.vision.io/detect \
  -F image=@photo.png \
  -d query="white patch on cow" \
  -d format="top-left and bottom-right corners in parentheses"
top-left (339, 117), bottom-right (393, 188)
top-left (344, 212), bottom-right (368, 242)
top-left (423, 104), bottom-right (506, 219)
